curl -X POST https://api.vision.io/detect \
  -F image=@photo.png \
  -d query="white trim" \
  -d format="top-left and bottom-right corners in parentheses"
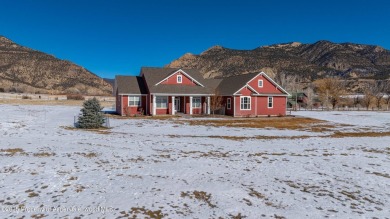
top-left (156, 96), bottom-right (168, 109)
top-left (227, 98), bottom-right (231, 109)
top-left (192, 97), bottom-right (202, 108)
top-left (154, 69), bottom-right (205, 87)
top-left (240, 96), bottom-right (251, 110)
top-left (207, 96), bottom-right (210, 114)
top-left (177, 75), bottom-right (182, 84)
top-left (258, 79), bottom-right (263, 88)
top-left (118, 93), bottom-right (147, 96)
top-left (152, 93), bottom-right (212, 96)
top-left (242, 72), bottom-right (291, 96)
top-left (268, 96), bottom-right (273, 108)
top-left (171, 96), bottom-right (175, 115)
top-left (152, 95), bottom-right (156, 115)
top-left (233, 96), bottom-right (236, 117)
top-left (252, 94), bottom-right (288, 97)
top-left (189, 96), bottom-right (193, 115)
top-left (128, 96), bottom-right (141, 107)
top-left (233, 84), bottom-right (259, 95)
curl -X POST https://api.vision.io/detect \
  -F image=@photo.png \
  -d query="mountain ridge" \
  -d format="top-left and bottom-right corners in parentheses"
top-left (0, 36), bottom-right (112, 95)
top-left (166, 40), bottom-right (390, 83)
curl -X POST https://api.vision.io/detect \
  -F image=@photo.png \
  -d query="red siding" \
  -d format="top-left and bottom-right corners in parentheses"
top-left (222, 96), bottom-right (234, 116)
top-left (160, 71), bottom-right (197, 86)
top-left (121, 95), bottom-right (147, 116)
top-left (256, 96), bottom-right (286, 116)
top-left (247, 74), bottom-right (283, 94)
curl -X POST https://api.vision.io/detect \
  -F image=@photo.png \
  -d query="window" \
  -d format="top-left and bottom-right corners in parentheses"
top-left (128, 96), bottom-right (141, 106)
top-left (192, 97), bottom-right (201, 108)
top-left (156, 96), bottom-right (168, 108)
top-left (258, 79), bottom-right (263, 87)
top-left (240, 96), bottom-right (251, 110)
top-left (227, 98), bottom-right (231, 109)
top-left (268, 96), bottom-right (273, 108)
top-left (177, 75), bottom-right (182, 83)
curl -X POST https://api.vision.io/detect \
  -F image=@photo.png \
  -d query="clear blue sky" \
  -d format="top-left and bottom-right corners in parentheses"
top-left (1, 0), bottom-right (389, 78)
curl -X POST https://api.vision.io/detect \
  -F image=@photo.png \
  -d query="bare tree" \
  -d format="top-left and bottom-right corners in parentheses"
top-left (385, 81), bottom-right (390, 110)
top-left (314, 77), bottom-right (346, 110)
top-left (304, 86), bottom-right (315, 108)
top-left (371, 81), bottom-right (387, 109)
top-left (210, 90), bottom-right (223, 115)
top-left (361, 83), bottom-right (375, 110)
top-left (274, 72), bottom-right (301, 93)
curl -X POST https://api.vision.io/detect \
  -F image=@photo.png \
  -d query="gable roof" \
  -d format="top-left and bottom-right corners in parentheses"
top-left (216, 73), bottom-right (259, 96)
top-left (141, 67), bottom-right (220, 94)
top-left (115, 75), bottom-right (147, 95)
top-left (217, 72), bottom-right (290, 96)
top-left (155, 69), bottom-right (205, 87)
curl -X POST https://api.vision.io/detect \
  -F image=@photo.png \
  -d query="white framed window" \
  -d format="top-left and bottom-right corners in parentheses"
top-left (240, 96), bottom-right (251, 110)
top-left (177, 75), bottom-right (182, 83)
top-left (156, 96), bottom-right (168, 108)
top-left (258, 79), bottom-right (263, 87)
top-left (227, 98), bottom-right (231, 109)
top-left (192, 97), bottom-right (201, 108)
top-left (268, 96), bottom-right (273, 108)
top-left (128, 96), bottom-right (141, 106)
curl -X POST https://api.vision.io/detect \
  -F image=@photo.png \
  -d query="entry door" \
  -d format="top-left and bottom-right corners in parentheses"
top-left (174, 98), bottom-right (180, 112)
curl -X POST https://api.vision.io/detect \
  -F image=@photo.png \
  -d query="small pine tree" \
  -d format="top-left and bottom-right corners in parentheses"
top-left (77, 98), bottom-right (105, 129)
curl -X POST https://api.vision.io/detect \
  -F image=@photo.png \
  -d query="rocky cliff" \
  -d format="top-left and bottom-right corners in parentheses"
top-left (0, 36), bottom-right (112, 95)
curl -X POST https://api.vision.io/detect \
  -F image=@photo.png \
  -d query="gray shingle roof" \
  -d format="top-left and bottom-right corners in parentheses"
top-left (216, 72), bottom-right (259, 96)
top-left (115, 75), bottom-right (147, 95)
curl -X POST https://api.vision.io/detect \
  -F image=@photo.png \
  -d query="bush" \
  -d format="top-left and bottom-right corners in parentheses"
top-left (67, 94), bottom-right (85, 100)
top-left (22, 95), bottom-right (32, 99)
top-left (77, 98), bottom-right (105, 129)
top-left (0, 88), bottom-right (4, 92)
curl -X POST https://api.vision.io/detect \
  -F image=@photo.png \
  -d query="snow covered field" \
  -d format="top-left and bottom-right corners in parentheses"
top-left (0, 105), bottom-right (389, 218)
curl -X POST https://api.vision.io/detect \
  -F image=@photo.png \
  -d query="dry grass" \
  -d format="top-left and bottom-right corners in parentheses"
top-left (181, 191), bottom-right (217, 208)
top-left (122, 207), bottom-right (166, 219)
top-left (329, 131), bottom-right (390, 138)
top-left (0, 99), bottom-right (113, 107)
top-left (106, 114), bottom-right (179, 120)
top-left (33, 152), bottom-right (56, 157)
top-left (62, 126), bottom-right (111, 134)
top-left (75, 152), bottom-right (98, 158)
top-left (183, 117), bottom-right (332, 131)
top-left (0, 148), bottom-right (26, 156)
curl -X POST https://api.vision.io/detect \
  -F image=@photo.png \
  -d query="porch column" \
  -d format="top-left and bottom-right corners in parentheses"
top-left (189, 96), bottom-right (193, 115)
top-left (171, 96), bottom-right (175, 115)
top-left (152, 95), bottom-right (156, 116)
top-left (207, 96), bottom-right (211, 115)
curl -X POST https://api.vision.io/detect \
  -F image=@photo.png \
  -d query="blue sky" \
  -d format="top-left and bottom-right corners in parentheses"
top-left (1, 0), bottom-right (389, 78)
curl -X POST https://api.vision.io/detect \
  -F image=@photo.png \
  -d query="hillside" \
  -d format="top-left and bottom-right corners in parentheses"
top-left (167, 41), bottom-right (390, 82)
top-left (0, 36), bottom-right (112, 95)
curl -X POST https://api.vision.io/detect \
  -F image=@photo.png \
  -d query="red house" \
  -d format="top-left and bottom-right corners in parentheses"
top-left (115, 67), bottom-right (290, 117)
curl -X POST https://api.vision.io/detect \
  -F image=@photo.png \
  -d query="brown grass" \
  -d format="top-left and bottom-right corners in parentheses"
top-left (128, 207), bottom-right (166, 219)
top-left (181, 191), bottom-right (216, 208)
top-left (183, 117), bottom-right (332, 130)
top-left (0, 99), bottom-right (113, 107)
top-left (0, 148), bottom-right (26, 156)
top-left (329, 131), bottom-right (390, 138)
top-left (75, 152), bottom-right (98, 158)
top-left (33, 152), bottom-right (56, 157)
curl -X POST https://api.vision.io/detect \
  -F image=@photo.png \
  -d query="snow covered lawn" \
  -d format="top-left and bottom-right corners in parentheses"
top-left (0, 105), bottom-right (389, 218)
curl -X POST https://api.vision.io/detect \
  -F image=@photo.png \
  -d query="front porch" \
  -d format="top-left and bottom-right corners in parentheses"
top-left (151, 95), bottom-right (211, 116)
